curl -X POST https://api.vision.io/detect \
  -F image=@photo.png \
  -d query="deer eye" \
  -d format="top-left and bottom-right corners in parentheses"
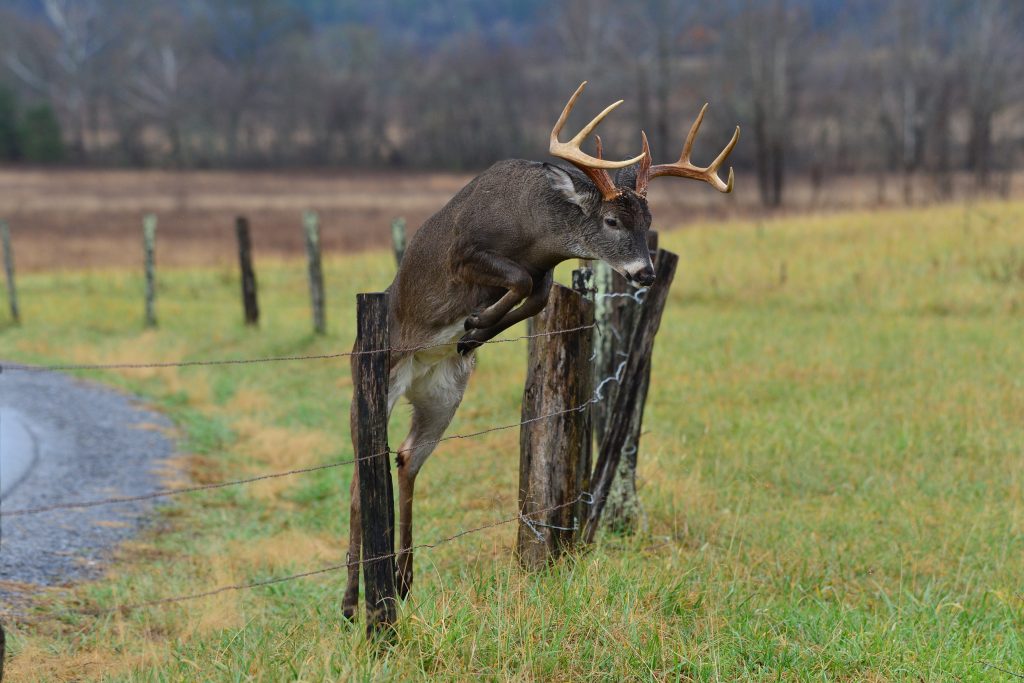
top-left (603, 217), bottom-right (618, 228)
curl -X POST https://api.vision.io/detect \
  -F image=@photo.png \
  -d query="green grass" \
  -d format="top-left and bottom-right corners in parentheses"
top-left (3, 200), bottom-right (1024, 681)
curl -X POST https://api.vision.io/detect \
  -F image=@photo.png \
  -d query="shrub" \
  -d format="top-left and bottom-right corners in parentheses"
top-left (20, 103), bottom-right (64, 163)
top-left (0, 85), bottom-right (19, 161)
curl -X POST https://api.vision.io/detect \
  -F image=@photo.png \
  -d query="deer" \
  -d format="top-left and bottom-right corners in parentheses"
top-left (342, 82), bottom-right (739, 619)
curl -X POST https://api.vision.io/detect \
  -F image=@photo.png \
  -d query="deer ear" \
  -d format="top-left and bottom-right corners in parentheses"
top-left (544, 163), bottom-right (590, 209)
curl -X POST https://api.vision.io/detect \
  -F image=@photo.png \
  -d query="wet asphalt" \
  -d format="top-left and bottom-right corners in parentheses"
top-left (0, 365), bottom-right (176, 591)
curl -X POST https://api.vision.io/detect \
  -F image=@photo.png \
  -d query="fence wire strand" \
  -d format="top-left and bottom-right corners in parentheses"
top-left (0, 323), bottom-right (596, 373)
top-left (27, 496), bottom-right (583, 621)
top-left (0, 310), bottom-right (632, 626)
top-left (1, 349), bottom-right (626, 518)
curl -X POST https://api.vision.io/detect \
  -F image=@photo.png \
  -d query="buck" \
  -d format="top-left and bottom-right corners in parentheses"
top-left (343, 82), bottom-right (738, 618)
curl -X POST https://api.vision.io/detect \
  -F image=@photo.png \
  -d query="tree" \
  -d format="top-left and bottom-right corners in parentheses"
top-left (20, 103), bottom-right (64, 162)
top-left (0, 84), bottom-right (19, 160)
top-left (956, 0), bottom-right (1021, 189)
top-left (874, 0), bottom-right (949, 204)
top-left (5, 0), bottom-right (126, 159)
top-left (723, 0), bottom-right (806, 208)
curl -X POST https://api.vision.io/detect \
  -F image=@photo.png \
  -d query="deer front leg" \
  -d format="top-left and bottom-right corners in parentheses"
top-left (343, 376), bottom-right (362, 621)
top-left (458, 270), bottom-right (553, 355)
top-left (456, 252), bottom-right (534, 331)
top-left (342, 467), bottom-right (361, 620)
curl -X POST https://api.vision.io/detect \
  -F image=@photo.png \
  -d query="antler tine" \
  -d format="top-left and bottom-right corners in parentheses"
top-left (645, 105), bottom-right (741, 194)
top-left (635, 131), bottom-right (652, 196)
top-left (709, 126), bottom-right (741, 175)
top-left (679, 103), bottom-right (709, 165)
top-left (594, 134), bottom-right (602, 160)
top-left (550, 81), bottom-right (646, 173)
top-left (701, 125), bottom-right (740, 192)
top-left (569, 100), bottom-right (625, 150)
top-left (550, 81), bottom-right (588, 149)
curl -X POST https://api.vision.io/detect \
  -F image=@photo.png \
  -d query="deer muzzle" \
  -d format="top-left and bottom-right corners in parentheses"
top-left (622, 263), bottom-right (656, 287)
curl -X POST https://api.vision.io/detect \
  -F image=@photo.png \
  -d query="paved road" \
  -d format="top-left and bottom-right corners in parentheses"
top-left (1, 366), bottom-right (177, 587)
top-left (0, 409), bottom-right (36, 500)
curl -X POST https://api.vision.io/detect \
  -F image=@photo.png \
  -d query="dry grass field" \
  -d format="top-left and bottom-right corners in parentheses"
top-left (2, 167), bottom-right (1017, 271)
top-left (1, 190), bottom-right (1022, 679)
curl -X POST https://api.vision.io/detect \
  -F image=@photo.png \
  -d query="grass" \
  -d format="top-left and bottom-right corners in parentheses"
top-left (2, 199), bottom-right (1023, 681)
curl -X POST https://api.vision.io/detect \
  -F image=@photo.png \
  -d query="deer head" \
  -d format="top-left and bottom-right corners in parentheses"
top-left (548, 81), bottom-right (740, 285)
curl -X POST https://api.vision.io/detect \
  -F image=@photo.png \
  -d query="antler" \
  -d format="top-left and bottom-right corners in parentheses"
top-left (637, 104), bottom-right (740, 195)
top-left (550, 81), bottom-right (645, 201)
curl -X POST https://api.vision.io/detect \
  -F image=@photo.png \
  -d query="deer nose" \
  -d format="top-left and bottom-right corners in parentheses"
top-left (631, 265), bottom-right (656, 287)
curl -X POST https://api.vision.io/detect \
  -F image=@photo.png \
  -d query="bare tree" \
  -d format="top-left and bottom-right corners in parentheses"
top-left (956, 0), bottom-right (1020, 190)
top-left (723, 0), bottom-right (806, 208)
top-left (0, 0), bottom-right (1020, 189)
top-left (872, 0), bottom-right (950, 204)
top-left (4, 0), bottom-right (125, 158)
top-left (120, 6), bottom-right (192, 166)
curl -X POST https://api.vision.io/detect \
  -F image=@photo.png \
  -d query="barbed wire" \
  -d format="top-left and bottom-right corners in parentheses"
top-left (595, 286), bottom-right (649, 304)
top-left (15, 496), bottom-right (584, 622)
top-left (0, 323), bottom-right (596, 373)
top-left (0, 307), bottom-right (637, 627)
top-left (1, 356), bottom-right (627, 518)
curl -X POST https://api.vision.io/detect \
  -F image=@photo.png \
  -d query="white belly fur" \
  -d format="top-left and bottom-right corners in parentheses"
top-left (388, 321), bottom-right (468, 415)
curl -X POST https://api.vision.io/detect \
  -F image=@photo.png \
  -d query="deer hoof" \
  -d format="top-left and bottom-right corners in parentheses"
top-left (464, 314), bottom-right (481, 330)
top-left (396, 570), bottom-right (412, 600)
top-left (457, 335), bottom-right (482, 355)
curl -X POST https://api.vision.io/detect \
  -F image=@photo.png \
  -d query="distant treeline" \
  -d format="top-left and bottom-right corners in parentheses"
top-left (1, 0), bottom-right (1022, 206)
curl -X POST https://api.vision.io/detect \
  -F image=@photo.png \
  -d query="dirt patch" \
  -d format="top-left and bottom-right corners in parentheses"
top-left (1, 167), bottom-right (1018, 271)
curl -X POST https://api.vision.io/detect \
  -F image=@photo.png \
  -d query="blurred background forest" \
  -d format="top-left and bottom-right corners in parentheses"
top-left (0, 0), bottom-right (1022, 208)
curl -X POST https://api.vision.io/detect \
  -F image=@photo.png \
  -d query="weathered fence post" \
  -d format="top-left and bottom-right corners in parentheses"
top-left (235, 216), bottom-right (259, 326)
top-left (572, 268), bottom-right (595, 529)
top-left (391, 217), bottom-right (407, 266)
top-left (584, 249), bottom-right (678, 543)
top-left (143, 213), bottom-right (157, 328)
top-left (1, 221), bottom-right (19, 325)
top-left (0, 621), bottom-right (5, 682)
top-left (597, 230), bottom-right (659, 533)
top-left (303, 211), bottom-right (326, 334)
top-left (354, 292), bottom-right (396, 635)
top-left (517, 277), bottom-right (594, 569)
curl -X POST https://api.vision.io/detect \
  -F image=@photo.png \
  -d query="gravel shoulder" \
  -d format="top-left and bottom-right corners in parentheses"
top-left (1, 366), bottom-right (177, 589)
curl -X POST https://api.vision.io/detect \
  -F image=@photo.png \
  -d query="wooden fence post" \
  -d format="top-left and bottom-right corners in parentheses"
top-left (303, 211), bottom-right (326, 334)
top-left (1, 221), bottom-right (19, 325)
top-left (517, 278), bottom-right (594, 569)
top-left (235, 216), bottom-right (259, 326)
top-left (1, 621), bottom-right (5, 682)
top-left (584, 249), bottom-right (678, 543)
top-left (572, 268), bottom-right (595, 529)
top-left (354, 292), bottom-right (396, 635)
top-left (391, 217), bottom-right (407, 266)
top-left (599, 230), bottom-right (659, 533)
top-left (143, 214), bottom-right (157, 328)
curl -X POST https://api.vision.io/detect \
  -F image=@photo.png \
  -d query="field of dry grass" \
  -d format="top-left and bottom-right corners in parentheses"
top-left (2, 196), bottom-right (1022, 680)
top-left (2, 167), bottom-right (1018, 272)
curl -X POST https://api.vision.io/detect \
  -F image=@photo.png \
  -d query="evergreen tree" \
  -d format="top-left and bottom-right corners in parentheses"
top-left (20, 104), bottom-right (64, 163)
top-left (0, 85), bottom-right (19, 161)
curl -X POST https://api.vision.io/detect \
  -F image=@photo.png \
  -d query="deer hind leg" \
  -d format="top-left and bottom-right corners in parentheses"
top-left (395, 352), bottom-right (474, 598)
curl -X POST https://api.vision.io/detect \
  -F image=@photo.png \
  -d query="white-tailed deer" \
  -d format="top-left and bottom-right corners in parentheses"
top-left (343, 82), bottom-right (739, 617)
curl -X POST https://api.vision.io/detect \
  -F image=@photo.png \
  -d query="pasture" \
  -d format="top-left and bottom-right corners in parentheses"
top-left (2, 198), bottom-right (1023, 680)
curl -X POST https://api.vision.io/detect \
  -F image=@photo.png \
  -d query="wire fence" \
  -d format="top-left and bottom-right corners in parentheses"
top-left (0, 323), bottom-right (596, 373)
top-left (0, 316), bottom-right (633, 625)
top-left (1, 352), bottom-right (622, 518)
top-left (46, 496), bottom-right (584, 622)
